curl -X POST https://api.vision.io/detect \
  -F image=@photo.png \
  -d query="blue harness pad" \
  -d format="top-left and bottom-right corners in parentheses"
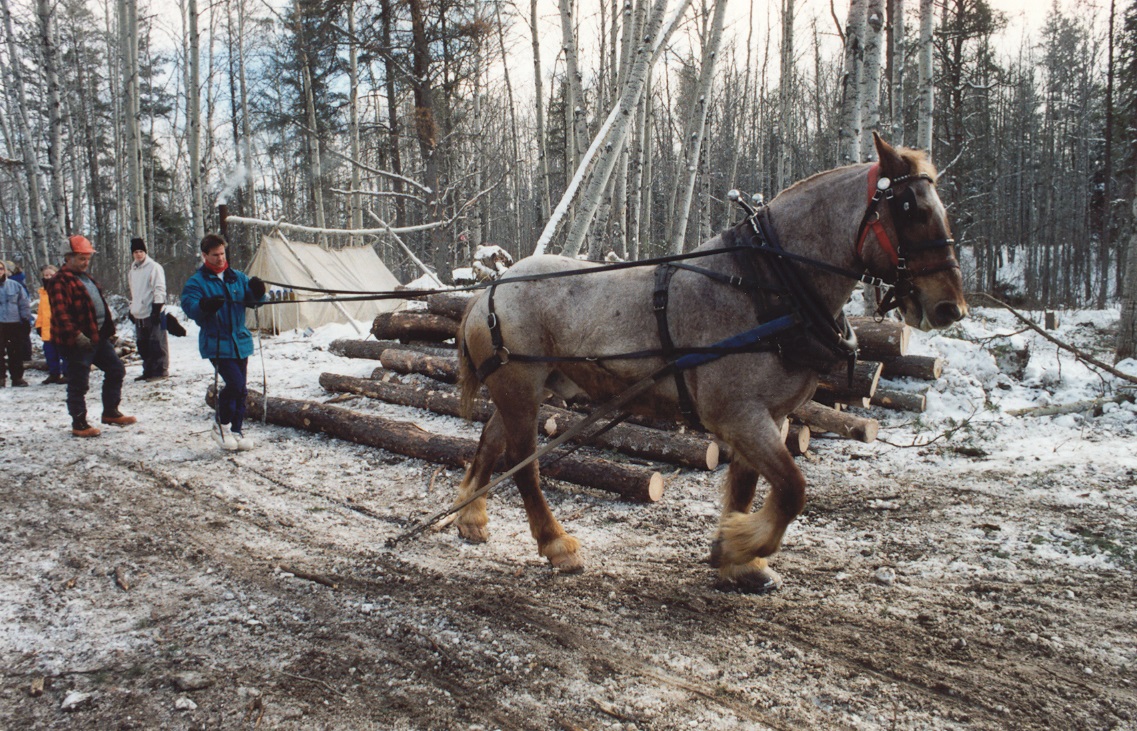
top-left (673, 314), bottom-right (798, 371)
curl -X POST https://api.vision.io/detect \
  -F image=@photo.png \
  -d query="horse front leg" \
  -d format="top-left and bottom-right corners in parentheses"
top-left (453, 410), bottom-right (507, 543)
top-left (713, 419), bottom-right (806, 592)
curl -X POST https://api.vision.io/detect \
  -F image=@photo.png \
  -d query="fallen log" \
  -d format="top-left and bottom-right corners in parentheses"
top-left (791, 400), bottom-right (878, 443)
top-left (371, 311), bottom-right (461, 343)
top-left (427, 291), bottom-right (476, 321)
top-left (379, 349), bottom-right (460, 384)
top-left (848, 317), bottom-right (910, 359)
top-left (870, 387), bottom-right (927, 412)
top-left (329, 338), bottom-right (456, 361)
top-left (880, 355), bottom-right (943, 380)
top-left (211, 388), bottom-right (665, 502)
top-left (320, 372), bottom-right (720, 471)
top-left (786, 424), bottom-right (811, 456)
top-left (815, 360), bottom-right (883, 404)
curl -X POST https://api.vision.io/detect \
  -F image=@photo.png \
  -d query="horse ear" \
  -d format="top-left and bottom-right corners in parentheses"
top-left (873, 132), bottom-right (908, 178)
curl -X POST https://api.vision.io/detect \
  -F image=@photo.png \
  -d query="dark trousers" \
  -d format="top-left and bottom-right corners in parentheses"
top-left (0, 321), bottom-right (24, 382)
top-left (63, 338), bottom-right (125, 422)
top-left (43, 341), bottom-right (66, 376)
top-left (135, 316), bottom-right (169, 377)
top-left (211, 358), bottom-right (249, 433)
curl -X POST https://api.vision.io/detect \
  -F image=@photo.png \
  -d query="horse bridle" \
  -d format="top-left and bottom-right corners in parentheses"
top-left (854, 165), bottom-right (959, 316)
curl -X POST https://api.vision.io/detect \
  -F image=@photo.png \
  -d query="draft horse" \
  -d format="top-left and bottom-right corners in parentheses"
top-left (451, 135), bottom-right (968, 592)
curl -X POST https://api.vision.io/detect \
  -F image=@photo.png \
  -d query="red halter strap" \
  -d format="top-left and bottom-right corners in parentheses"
top-left (856, 164), bottom-right (900, 266)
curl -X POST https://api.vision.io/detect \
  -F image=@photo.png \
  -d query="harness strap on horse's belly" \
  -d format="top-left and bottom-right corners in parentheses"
top-left (654, 263), bottom-right (702, 429)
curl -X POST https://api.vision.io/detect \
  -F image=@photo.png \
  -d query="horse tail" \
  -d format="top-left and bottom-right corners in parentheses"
top-left (457, 299), bottom-right (481, 420)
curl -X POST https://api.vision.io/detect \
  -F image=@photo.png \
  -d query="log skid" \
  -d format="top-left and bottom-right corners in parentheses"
top-left (329, 338), bottom-right (456, 360)
top-left (871, 387), bottom-right (928, 413)
top-left (320, 373), bottom-right (720, 471)
top-left (880, 355), bottom-right (944, 380)
top-left (371, 310), bottom-right (461, 343)
top-left (208, 388), bottom-right (665, 502)
top-left (791, 400), bottom-right (879, 443)
top-left (848, 317), bottom-right (910, 359)
top-left (426, 291), bottom-right (477, 321)
top-left (378, 350), bottom-right (460, 384)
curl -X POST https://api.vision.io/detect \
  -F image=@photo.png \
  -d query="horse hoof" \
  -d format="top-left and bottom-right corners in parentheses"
top-left (456, 523), bottom-right (489, 543)
top-left (715, 565), bottom-right (783, 594)
top-left (541, 536), bottom-right (584, 573)
top-left (709, 538), bottom-right (723, 568)
top-left (549, 553), bottom-right (585, 574)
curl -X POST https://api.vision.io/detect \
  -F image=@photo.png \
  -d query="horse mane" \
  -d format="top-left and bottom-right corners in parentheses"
top-left (778, 145), bottom-right (940, 200)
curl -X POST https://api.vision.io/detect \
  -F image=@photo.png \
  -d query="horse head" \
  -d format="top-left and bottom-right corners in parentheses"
top-left (859, 133), bottom-right (969, 331)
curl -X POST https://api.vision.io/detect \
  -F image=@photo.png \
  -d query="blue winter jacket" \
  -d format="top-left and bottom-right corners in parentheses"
top-left (181, 265), bottom-right (264, 359)
top-left (0, 277), bottom-right (31, 324)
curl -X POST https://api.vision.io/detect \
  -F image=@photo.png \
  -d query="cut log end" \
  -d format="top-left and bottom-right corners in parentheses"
top-left (647, 473), bottom-right (665, 502)
top-left (705, 441), bottom-right (720, 471)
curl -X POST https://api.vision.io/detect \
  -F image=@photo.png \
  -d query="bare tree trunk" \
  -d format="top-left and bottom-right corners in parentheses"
top-left (407, 0), bottom-right (446, 278)
top-left (293, 0), bottom-right (326, 238)
top-left (530, 0), bottom-right (551, 223)
top-left (1098, 0), bottom-right (1115, 308)
top-left (494, 0), bottom-right (522, 253)
top-left (916, 0), bottom-right (934, 153)
top-left (379, 0), bottom-right (404, 228)
top-left (0, 0), bottom-right (48, 259)
top-left (859, 0), bottom-right (884, 160)
top-left (36, 0), bottom-right (65, 241)
top-left (188, 0), bottom-right (205, 241)
top-left (555, 0), bottom-right (690, 258)
top-left (777, 0), bottom-right (794, 192)
top-left (838, 0), bottom-right (866, 164)
top-left (1117, 199), bottom-right (1137, 362)
top-left (559, 0), bottom-right (589, 171)
top-left (348, 0), bottom-right (362, 244)
top-left (887, 0), bottom-right (905, 144)
top-left (668, 0), bottom-right (727, 254)
top-left (237, 0), bottom-right (255, 217)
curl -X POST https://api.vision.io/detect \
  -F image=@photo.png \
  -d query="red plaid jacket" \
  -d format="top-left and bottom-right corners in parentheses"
top-left (45, 268), bottom-right (116, 348)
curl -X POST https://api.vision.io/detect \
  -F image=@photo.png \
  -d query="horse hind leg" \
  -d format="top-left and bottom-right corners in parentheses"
top-left (453, 411), bottom-right (508, 543)
top-left (497, 399), bottom-right (583, 573)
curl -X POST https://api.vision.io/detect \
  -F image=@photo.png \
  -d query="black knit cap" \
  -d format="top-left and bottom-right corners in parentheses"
top-left (130, 237), bottom-right (146, 253)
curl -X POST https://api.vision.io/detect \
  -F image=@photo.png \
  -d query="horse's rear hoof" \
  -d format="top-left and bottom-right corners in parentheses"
top-left (715, 564), bottom-right (783, 594)
top-left (709, 538), bottom-right (723, 568)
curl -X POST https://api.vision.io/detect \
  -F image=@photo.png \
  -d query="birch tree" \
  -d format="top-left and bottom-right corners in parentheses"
top-left (36, 0), bottom-right (65, 242)
top-left (916, 0), bottom-right (934, 152)
top-left (887, 0), bottom-right (905, 143)
top-left (668, 0), bottom-right (728, 254)
top-left (0, 0), bottom-right (47, 259)
top-left (559, 0), bottom-right (590, 174)
top-left (838, 0), bottom-right (866, 164)
top-left (1118, 199), bottom-right (1137, 361)
top-left (777, 0), bottom-right (794, 191)
top-left (555, 0), bottom-right (692, 258)
top-left (530, 0), bottom-right (551, 222)
top-left (187, 0), bottom-right (204, 241)
top-left (858, 0), bottom-right (885, 159)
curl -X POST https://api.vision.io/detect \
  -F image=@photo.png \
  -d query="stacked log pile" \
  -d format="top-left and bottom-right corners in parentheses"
top-left (284, 294), bottom-right (947, 499)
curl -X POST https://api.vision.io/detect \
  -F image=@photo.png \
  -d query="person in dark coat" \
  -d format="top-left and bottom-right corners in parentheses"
top-left (181, 233), bottom-right (266, 451)
top-left (46, 236), bottom-right (137, 437)
top-left (0, 260), bottom-right (31, 387)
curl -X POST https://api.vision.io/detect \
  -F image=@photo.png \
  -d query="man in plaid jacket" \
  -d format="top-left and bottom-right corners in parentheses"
top-left (46, 235), bottom-right (137, 437)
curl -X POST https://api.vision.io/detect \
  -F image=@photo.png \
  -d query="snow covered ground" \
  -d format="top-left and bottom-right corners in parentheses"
top-left (0, 304), bottom-right (1134, 729)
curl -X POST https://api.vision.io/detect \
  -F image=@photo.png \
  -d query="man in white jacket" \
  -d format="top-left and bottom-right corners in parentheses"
top-left (128, 237), bottom-right (169, 381)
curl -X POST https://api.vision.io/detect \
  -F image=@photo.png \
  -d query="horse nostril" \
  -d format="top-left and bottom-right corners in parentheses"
top-left (935, 302), bottom-right (963, 323)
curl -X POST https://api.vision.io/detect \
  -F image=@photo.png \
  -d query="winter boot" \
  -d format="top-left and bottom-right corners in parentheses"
top-left (72, 417), bottom-right (101, 438)
top-left (11, 378), bottom-right (28, 387)
top-left (212, 423), bottom-right (239, 451)
top-left (231, 431), bottom-right (256, 451)
top-left (101, 409), bottom-right (137, 426)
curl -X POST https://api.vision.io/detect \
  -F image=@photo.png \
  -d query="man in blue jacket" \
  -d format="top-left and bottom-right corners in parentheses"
top-left (181, 233), bottom-right (266, 451)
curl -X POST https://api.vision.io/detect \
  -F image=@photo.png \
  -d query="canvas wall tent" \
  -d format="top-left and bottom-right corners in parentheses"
top-left (244, 234), bottom-right (405, 333)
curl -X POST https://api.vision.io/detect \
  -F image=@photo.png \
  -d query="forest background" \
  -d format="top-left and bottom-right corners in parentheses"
top-left (0, 0), bottom-right (1135, 351)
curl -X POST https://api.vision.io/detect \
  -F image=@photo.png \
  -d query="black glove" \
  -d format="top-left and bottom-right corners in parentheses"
top-left (249, 276), bottom-right (266, 299)
top-left (151, 303), bottom-right (163, 320)
top-left (36, 327), bottom-right (42, 338)
top-left (74, 332), bottom-right (94, 352)
top-left (200, 296), bottom-right (225, 314)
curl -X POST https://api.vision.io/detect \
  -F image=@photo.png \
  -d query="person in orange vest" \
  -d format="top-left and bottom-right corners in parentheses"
top-left (35, 264), bottom-right (68, 384)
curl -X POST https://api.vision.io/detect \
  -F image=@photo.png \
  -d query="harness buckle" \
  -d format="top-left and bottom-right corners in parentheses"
top-left (487, 312), bottom-right (498, 330)
top-left (497, 346), bottom-right (510, 365)
top-left (896, 257), bottom-right (907, 271)
top-left (730, 275), bottom-right (743, 287)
